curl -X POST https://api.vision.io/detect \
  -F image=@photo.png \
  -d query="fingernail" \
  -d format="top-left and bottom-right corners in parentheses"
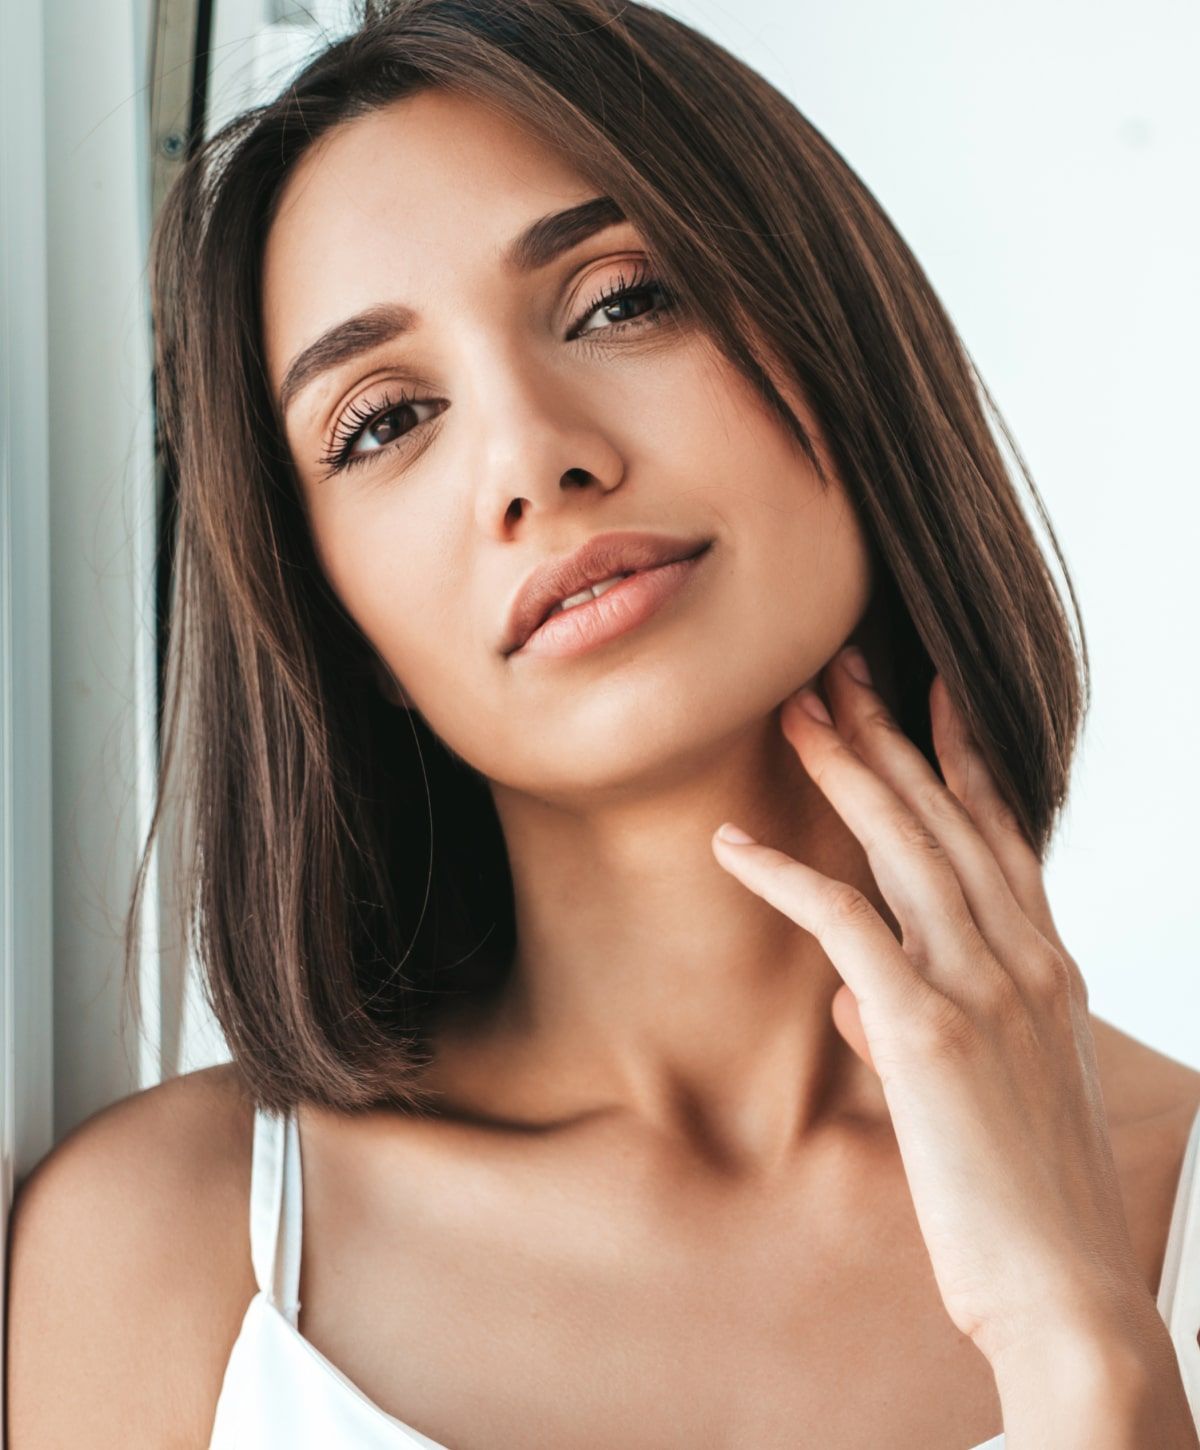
top-left (840, 647), bottom-right (872, 686)
top-left (796, 689), bottom-right (832, 724)
top-left (716, 822), bottom-right (756, 844)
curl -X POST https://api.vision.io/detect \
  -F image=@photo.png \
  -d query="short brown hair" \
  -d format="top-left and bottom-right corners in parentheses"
top-left (131, 0), bottom-right (1088, 1115)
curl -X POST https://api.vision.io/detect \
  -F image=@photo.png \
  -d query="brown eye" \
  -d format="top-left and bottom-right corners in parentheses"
top-left (568, 265), bottom-right (675, 339)
top-left (319, 391), bottom-right (444, 474)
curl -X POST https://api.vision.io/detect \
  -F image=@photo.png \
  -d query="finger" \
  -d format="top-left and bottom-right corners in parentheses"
top-left (929, 673), bottom-right (1066, 957)
top-left (710, 825), bottom-right (945, 1034)
top-left (831, 983), bottom-right (878, 1076)
top-left (777, 688), bottom-right (1000, 1003)
top-left (822, 647), bottom-right (1052, 982)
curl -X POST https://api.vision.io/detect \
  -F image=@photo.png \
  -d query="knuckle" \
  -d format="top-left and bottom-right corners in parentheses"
top-left (908, 991), bottom-right (979, 1059)
top-left (1025, 944), bottom-right (1076, 1005)
top-left (915, 780), bottom-right (975, 835)
top-left (759, 853), bottom-right (798, 885)
top-left (820, 882), bottom-right (877, 932)
top-left (845, 704), bottom-right (904, 753)
top-left (891, 812), bottom-right (948, 862)
top-left (973, 966), bottom-right (1026, 1026)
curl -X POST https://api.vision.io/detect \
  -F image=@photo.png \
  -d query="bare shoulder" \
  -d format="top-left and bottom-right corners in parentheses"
top-left (1088, 1015), bottom-right (1200, 1299)
top-left (1089, 1013), bottom-right (1200, 1134)
top-left (6, 1062), bottom-right (258, 1449)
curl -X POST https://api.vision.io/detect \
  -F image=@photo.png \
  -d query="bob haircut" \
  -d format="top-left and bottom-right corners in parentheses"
top-left (131, 0), bottom-right (1089, 1116)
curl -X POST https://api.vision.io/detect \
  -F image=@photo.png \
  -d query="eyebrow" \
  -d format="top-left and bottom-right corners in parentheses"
top-left (277, 193), bottom-right (627, 419)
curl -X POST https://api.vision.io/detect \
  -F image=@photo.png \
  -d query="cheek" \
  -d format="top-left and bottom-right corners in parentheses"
top-left (706, 384), bottom-right (873, 642)
top-left (307, 500), bottom-right (448, 681)
top-left (725, 524), bottom-right (870, 714)
top-left (311, 504), bottom-right (507, 759)
top-left (767, 481), bottom-right (873, 627)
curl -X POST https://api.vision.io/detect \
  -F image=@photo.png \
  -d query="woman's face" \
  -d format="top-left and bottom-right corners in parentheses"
top-left (261, 88), bottom-right (873, 801)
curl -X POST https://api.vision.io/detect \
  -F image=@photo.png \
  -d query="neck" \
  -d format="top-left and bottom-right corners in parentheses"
top-left (432, 704), bottom-right (894, 1176)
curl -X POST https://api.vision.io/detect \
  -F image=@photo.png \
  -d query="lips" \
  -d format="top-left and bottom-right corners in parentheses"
top-left (502, 530), bottom-right (712, 656)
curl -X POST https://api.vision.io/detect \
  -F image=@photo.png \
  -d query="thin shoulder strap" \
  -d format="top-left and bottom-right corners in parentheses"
top-left (1157, 1101), bottom-right (1200, 1413)
top-left (249, 1104), bottom-right (304, 1326)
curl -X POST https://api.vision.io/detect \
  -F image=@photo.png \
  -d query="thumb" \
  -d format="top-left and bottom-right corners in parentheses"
top-left (830, 983), bottom-right (877, 1076)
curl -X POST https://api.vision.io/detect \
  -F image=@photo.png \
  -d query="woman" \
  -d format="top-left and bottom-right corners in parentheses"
top-left (9, 1), bottom-right (1200, 1445)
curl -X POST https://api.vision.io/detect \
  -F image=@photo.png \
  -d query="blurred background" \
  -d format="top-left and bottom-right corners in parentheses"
top-left (2, 0), bottom-right (1196, 1224)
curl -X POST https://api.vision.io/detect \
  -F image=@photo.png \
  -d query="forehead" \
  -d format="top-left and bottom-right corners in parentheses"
top-left (260, 89), bottom-right (595, 393)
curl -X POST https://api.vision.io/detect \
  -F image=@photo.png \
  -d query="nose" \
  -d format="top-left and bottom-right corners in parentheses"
top-left (469, 349), bottom-right (627, 537)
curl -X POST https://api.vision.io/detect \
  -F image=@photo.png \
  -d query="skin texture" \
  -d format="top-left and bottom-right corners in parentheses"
top-left (263, 87), bottom-right (888, 1154)
top-left (8, 86), bottom-right (1200, 1449)
top-left (712, 666), bottom-right (1199, 1440)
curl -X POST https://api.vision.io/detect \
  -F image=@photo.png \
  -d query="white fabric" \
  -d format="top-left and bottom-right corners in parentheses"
top-left (209, 1101), bottom-right (1200, 1448)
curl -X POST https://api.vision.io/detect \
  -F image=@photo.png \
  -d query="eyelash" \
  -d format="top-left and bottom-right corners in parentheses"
top-left (317, 264), bottom-right (676, 476)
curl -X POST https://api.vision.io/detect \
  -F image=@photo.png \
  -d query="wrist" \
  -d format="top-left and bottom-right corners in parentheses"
top-left (988, 1311), bottom-right (1197, 1449)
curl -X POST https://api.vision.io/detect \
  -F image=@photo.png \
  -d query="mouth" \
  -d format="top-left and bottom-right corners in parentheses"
top-left (511, 541), bottom-right (713, 660)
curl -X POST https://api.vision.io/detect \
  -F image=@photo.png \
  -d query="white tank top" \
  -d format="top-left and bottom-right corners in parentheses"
top-left (208, 1100), bottom-right (1200, 1448)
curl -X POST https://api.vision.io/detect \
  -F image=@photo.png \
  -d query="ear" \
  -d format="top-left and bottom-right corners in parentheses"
top-left (370, 656), bottom-right (413, 710)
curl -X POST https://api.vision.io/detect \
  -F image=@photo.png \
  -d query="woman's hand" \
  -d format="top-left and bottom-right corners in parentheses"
top-left (710, 645), bottom-right (1152, 1373)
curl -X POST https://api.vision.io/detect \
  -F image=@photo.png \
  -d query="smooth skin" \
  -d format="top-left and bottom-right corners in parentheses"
top-left (713, 660), bottom-right (1199, 1442)
top-left (8, 87), bottom-right (1200, 1448)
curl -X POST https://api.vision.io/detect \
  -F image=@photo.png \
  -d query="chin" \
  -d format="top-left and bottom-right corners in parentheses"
top-left (489, 683), bottom-right (771, 802)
